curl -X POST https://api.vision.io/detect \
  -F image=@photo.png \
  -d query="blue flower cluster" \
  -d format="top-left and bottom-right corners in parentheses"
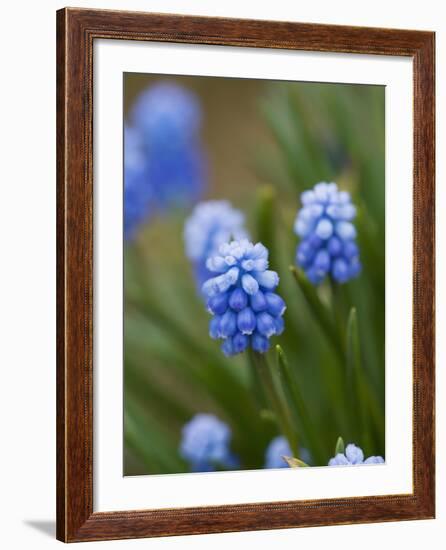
top-left (294, 182), bottom-right (361, 284)
top-left (180, 413), bottom-right (238, 472)
top-left (132, 82), bottom-right (202, 150)
top-left (124, 125), bottom-right (153, 240)
top-left (124, 82), bottom-right (207, 240)
top-left (184, 201), bottom-right (249, 288)
top-left (202, 240), bottom-right (286, 356)
top-left (264, 436), bottom-right (291, 469)
top-left (328, 443), bottom-right (384, 466)
top-left (264, 436), bottom-right (312, 468)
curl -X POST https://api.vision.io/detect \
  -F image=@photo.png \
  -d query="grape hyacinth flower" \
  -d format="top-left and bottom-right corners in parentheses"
top-left (328, 443), bottom-right (384, 466)
top-left (264, 436), bottom-right (312, 468)
top-left (264, 436), bottom-right (292, 469)
top-left (184, 201), bottom-right (249, 287)
top-left (124, 82), bottom-right (207, 239)
top-left (180, 413), bottom-right (238, 472)
top-left (131, 82), bottom-right (202, 150)
top-left (130, 82), bottom-right (206, 209)
top-left (294, 182), bottom-right (361, 285)
top-left (124, 125), bottom-right (152, 240)
top-left (202, 239), bottom-right (286, 356)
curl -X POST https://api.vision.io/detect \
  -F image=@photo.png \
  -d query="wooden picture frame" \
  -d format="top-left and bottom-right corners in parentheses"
top-left (56, 7), bottom-right (435, 542)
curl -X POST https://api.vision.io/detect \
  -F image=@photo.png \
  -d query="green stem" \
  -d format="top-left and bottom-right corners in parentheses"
top-left (245, 353), bottom-right (268, 410)
top-left (249, 350), bottom-right (299, 457)
top-left (290, 266), bottom-right (345, 362)
top-left (330, 279), bottom-right (347, 344)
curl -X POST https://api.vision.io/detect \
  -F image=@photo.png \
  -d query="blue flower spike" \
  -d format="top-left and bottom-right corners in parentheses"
top-left (294, 182), bottom-right (361, 285)
top-left (124, 82), bottom-right (207, 240)
top-left (184, 201), bottom-right (249, 288)
top-left (131, 81), bottom-right (202, 150)
top-left (328, 443), bottom-right (384, 466)
top-left (264, 436), bottom-right (292, 469)
top-left (202, 239), bottom-right (286, 356)
top-left (264, 437), bottom-right (312, 469)
top-left (124, 125), bottom-right (153, 240)
top-left (180, 413), bottom-right (238, 472)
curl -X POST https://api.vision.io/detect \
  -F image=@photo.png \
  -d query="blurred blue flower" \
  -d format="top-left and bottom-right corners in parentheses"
top-left (328, 443), bottom-right (384, 466)
top-left (264, 436), bottom-right (291, 468)
top-left (124, 125), bottom-right (152, 240)
top-left (184, 201), bottom-right (249, 288)
top-left (131, 81), bottom-right (206, 209)
top-left (294, 182), bottom-right (361, 284)
top-left (202, 240), bottom-right (286, 356)
top-left (180, 413), bottom-right (237, 472)
top-left (264, 437), bottom-right (312, 468)
top-left (146, 142), bottom-right (206, 211)
top-left (131, 82), bottom-right (202, 150)
top-left (124, 82), bottom-right (207, 240)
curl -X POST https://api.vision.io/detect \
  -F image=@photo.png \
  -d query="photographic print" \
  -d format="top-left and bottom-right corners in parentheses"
top-left (123, 74), bottom-right (385, 476)
top-left (57, 9), bottom-right (435, 541)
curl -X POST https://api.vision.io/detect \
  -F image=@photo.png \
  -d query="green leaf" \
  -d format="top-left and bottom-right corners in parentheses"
top-left (346, 307), bottom-right (384, 450)
top-left (125, 353), bottom-right (192, 423)
top-left (283, 456), bottom-right (310, 468)
top-left (260, 409), bottom-right (277, 423)
top-left (275, 345), bottom-right (326, 464)
top-left (289, 267), bottom-right (349, 431)
top-left (125, 400), bottom-right (186, 474)
top-left (259, 93), bottom-right (303, 190)
top-left (289, 266), bottom-right (344, 362)
top-left (346, 307), bottom-right (370, 446)
top-left (125, 311), bottom-right (269, 464)
top-left (286, 89), bottom-right (333, 181)
top-left (335, 436), bottom-right (345, 456)
top-left (346, 308), bottom-right (360, 378)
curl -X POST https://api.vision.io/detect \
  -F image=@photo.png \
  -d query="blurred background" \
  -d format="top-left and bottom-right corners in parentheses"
top-left (123, 73), bottom-right (385, 476)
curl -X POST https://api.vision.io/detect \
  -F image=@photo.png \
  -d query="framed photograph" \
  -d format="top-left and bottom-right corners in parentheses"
top-left (56, 7), bottom-right (435, 542)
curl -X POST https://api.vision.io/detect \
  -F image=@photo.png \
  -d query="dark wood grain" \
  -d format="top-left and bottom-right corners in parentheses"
top-left (56, 7), bottom-right (435, 542)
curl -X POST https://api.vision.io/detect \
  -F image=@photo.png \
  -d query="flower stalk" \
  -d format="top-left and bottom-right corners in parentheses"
top-left (249, 350), bottom-right (299, 457)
